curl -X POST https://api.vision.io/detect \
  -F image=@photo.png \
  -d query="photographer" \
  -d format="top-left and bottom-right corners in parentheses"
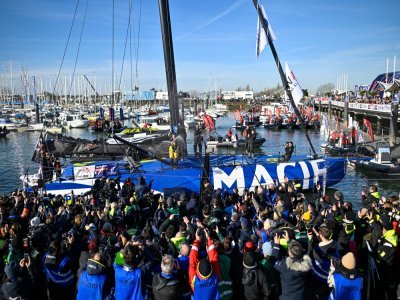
top-left (307, 225), bottom-right (340, 299)
top-left (76, 252), bottom-right (112, 300)
top-left (189, 228), bottom-right (220, 299)
top-left (327, 252), bottom-right (362, 300)
top-left (279, 142), bottom-right (294, 163)
top-left (152, 254), bottom-right (188, 300)
top-left (1, 257), bottom-right (36, 300)
top-left (43, 240), bottom-right (75, 300)
top-left (272, 232), bottom-right (312, 300)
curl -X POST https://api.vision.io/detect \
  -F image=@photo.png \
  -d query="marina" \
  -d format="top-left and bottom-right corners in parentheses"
top-left (0, 0), bottom-right (399, 299)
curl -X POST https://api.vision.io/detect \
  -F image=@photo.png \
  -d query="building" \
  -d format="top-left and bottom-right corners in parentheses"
top-left (369, 71), bottom-right (400, 92)
top-left (156, 91), bottom-right (169, 100)
top-left (221, 91), bottom-right (253, 100)
top-left (123, 90), bottom-right (156, 101)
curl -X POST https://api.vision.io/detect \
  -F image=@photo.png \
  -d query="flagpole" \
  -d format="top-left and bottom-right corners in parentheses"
top-left (252, 0), bottom-right (317, 156)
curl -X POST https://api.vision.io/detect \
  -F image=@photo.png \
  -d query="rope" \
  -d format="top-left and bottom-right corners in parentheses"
top-left (135, 0), bottom-right (143, 90)
top-left (117, 0), bottom-right (134, 93)
top-left (68, 0), bottom-right (89, 98)
top-left (52, 0), bottom-right (81, 99)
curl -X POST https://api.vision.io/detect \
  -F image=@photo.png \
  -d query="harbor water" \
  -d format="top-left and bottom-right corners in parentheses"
top-left (0, 115), bottom-right (398, 208)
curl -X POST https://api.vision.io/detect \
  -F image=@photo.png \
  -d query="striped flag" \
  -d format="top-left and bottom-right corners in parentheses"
top-left (256, 4), bottom-right (276, 57)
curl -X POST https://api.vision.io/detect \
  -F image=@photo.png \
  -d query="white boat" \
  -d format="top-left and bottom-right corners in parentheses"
top-left (107, 131), bottom-right (167, 145)
top-left (184, 114), bottom-right (196, 129)
top-left (0, 117), bottom-right (22, 131)
top-left (63, 114), bottom-right (89, 128)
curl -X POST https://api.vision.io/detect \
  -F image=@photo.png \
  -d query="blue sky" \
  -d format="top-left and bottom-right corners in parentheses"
top-left (0, 0), bottom-right (399, 94)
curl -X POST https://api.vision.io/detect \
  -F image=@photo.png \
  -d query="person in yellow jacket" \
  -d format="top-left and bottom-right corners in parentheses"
top-left (169, 141), bottom-right (179, 167)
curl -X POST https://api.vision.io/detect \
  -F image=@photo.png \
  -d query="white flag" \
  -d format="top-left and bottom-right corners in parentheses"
top-left (285, 62), bottom-right (303, 105)
top-left (256, 4), bottom-right (277, 57)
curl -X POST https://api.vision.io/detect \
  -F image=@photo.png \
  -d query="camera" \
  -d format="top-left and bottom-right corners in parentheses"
top-left (305, 223), bottom-right (313, 232)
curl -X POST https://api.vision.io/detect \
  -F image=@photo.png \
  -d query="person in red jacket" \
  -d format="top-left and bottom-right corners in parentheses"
top-left (189, 228), bottom-right (220, 300)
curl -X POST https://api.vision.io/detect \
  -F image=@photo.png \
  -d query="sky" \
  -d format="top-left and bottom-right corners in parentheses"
top-left (0, 0), bottom-right (399, 95)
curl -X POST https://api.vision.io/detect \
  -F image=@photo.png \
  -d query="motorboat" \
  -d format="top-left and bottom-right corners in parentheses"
top-left (350, 145), bottom-right (400, 176)
top-left (0, 117), bottom-right (22, 131)
top-left (62, 114), bottom-right (89, 128)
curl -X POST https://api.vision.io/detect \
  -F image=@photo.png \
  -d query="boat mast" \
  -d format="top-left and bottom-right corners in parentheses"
top-left (252, 0), bottom-right (317, 156)
top-left (157, 0), bottom-right (183, 134)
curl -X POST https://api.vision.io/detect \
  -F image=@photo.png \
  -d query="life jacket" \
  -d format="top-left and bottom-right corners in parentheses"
top-left (192, 272), bottom-right (219, 300)
top-left (76, 269), bottom-right (106, 300)
top-left (370, 191), bottom-right (380, 200)
top-left (383, 229), bottom-right (398, 247)
top-left (329, 272), bottom-right (362, 300)
top-left (169, 143), bottom-right (178, 159)
top-left (114, 264), bottom-right (144, 300)
top-left (43, 254), bottom-right (74, 287)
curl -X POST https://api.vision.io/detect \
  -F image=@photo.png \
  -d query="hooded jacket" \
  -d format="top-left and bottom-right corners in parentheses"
top-left (242, 264), bottom-right (271, 300)
top-left (76, 259), bottom-right (111, 300)
top-left (376, 229), bottom-right (398, 269)
top-left (189, 238), bottom-right (220, 300)
top-left (274, 255), bottom-right (312, 300)
top-left (152, 273), bottom-right (185, 300)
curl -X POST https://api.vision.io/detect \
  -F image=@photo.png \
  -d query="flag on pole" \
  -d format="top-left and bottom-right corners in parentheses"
top-left (285, 62), bottom-right (303, 105)
top-left (256, 4), bottom-right (277, 57)
top-left (336, 115), bottom-right (341, 131)
top-left (109, 107), bottom-right (115, 122)
top-left (363, 118), bottom-right (374, 141)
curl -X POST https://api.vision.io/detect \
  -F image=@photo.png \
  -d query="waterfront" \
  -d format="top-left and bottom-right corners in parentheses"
top-left (0, 114), bottom-right (399, 207)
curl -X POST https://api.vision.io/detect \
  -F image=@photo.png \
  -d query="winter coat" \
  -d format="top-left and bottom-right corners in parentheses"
top-left (152, 273), bottom-right (185, 300)
top-left (76, 259), bottom-right (112, 300)
top-left (274, 255), bottom-right (312, 300)
top-left (218, 254), bottom-right (233, 300)
top-left (189, 238), bottom-right (220, 299)
top-left (242, 265), bottom-right (271, 300)
top-left (308, 239), bottom-right (339, 283)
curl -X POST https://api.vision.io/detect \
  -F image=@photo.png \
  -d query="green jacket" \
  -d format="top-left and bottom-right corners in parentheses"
top-left (218, 254), bottom-right (233, 300)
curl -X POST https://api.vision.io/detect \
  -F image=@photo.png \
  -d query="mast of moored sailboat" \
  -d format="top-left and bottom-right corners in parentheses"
top-left (157, 0), bottom-right (185, 136)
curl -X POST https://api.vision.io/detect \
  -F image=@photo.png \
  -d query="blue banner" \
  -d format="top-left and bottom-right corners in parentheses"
top-left (99, 108), bottom-right (104, 119)
top-left (119, 107), bottom-right (124, 120)
top-left (209, 158), bottom-right (345, 195)
top-left (94, 163), bottom-right (119, 178)
top-left (109, 107), bottom-right (115, 121)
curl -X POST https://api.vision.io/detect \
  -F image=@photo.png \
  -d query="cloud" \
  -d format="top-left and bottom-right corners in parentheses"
top-left (175, 0), bottom-right (246, 41)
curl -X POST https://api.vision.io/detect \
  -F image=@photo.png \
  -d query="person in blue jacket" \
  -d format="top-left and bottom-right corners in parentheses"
top-left (76, 252), bottom-right (112, 300)
top-left (327, 252), bottom-right (363, 300)
top-left (114, 243), bottom-right (145, 300)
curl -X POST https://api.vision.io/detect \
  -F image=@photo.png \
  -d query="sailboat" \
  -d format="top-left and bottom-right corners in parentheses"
top-left (22, 1), bottom-right (346, 196)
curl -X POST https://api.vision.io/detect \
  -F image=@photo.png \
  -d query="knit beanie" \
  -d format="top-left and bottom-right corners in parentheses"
top-left (30, 216), bottom-right (40, 227)
top-left (102, 222), bottom-right (113, 233)
top-left (380, 214), bottom-right (393, 230)
top-left (5, 261), bottom-right (20, 280)
top-left (341, 252), bottom-right (356, 270)
top-left (262, 241), bottom-right (273, 256)
top-left (198, 258), bottom-right (212, 277)
top-left (243, 252), bottom-right (257, 269)
top-left (88, 237), bottom-right (100, 253)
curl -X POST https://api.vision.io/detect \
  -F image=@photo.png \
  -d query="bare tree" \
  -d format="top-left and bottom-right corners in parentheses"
top-left (316, 83), bottom-right (335, 96)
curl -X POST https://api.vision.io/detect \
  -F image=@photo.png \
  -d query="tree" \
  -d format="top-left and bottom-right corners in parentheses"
top-left (302, 89), bottom-right (309, 97)
top-left (316, 83), bottom-right (335, 96)
top-left (245, 84), bottom-right (251, 91)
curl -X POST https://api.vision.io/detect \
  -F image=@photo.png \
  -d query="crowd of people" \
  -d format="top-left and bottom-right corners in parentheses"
top-left (0, 173), bottom-right (399, 299)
